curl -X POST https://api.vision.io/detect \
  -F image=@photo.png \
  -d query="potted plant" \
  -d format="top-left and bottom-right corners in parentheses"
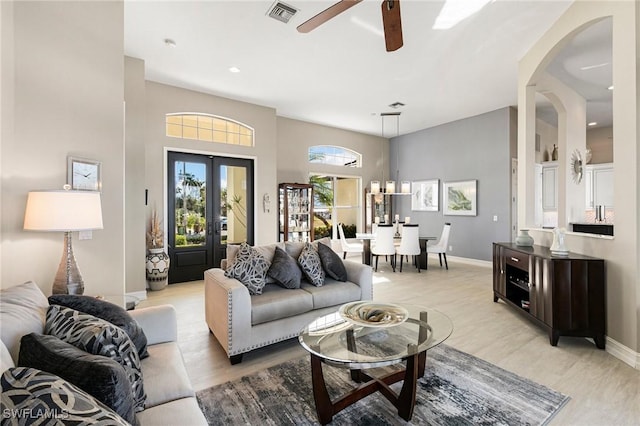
top-left (146, 210), bottom-right (170, 291)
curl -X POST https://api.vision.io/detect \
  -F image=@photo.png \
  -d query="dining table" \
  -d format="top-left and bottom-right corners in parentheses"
top-left (355, 232), bottom-right (437, 269)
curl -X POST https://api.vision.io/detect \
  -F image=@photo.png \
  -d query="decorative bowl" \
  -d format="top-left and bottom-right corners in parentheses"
top-left (338, 301), bottom-right (409, 328)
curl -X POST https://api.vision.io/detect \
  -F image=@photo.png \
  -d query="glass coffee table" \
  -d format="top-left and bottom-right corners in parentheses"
top-left (298, 303), bottom-right (453, 424)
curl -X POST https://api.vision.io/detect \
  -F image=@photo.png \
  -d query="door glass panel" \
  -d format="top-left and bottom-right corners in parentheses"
top-left (174, 161), bottom-right (206, 247)
top-left (221, 165), bottom-right (247, 245)
top-left (311, 175), bottom-right (333, 239)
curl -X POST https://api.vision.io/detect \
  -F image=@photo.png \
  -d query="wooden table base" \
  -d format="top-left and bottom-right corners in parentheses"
top-left (310, 351), bottom-right (427, 425)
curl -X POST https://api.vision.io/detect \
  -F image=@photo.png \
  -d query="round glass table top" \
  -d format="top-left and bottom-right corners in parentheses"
top-left (298, 304), bottom-right (453, 369)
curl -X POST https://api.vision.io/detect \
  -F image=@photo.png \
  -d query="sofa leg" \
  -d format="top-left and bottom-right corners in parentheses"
top-left (230, 354), bottom-right (243, 365)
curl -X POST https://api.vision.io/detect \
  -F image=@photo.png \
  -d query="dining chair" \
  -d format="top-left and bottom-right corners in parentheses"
top-left (371, 224), bottom-right (396, 272)
top-left (427, 222), bottom-right (451, 269)
top-left (396, 224), bottom-right (420, 272)
top-left (338, 223), bottom-right (364, 260)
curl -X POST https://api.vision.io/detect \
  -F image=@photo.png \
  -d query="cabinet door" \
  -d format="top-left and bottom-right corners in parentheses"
top-left (593, 167), bottom-right (613, 207)
top-left (529, 256), bottom-right (552, 325)
top-left (542, 166), bottom-right (557, 211)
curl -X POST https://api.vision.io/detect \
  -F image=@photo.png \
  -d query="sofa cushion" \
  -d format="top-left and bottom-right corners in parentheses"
top-left (251, 284), bottom-right (313, 325)
top-left (141, 342), bottom-right (195, 408)
top-left (17, 333), bottom-right (136, 424)
top-left (301, 279), bottom-right (362, 310)
top-left (268, 247), bottom-right (302, 289)
top-left (0, 340), bottom-right (14, 372)
top-left (0, 281), bottom-right (48, 363)
top-left (298, 242), bottom-right (325, 286)
top-left (317, 242), bottom-right (348, 281)
top-left (224, 243), bottom-right (270, 295)
top-left (48, 294), bottom-right (148, 359)
top-left (136, 397), bottom-right (207, 426)
top-left (45, 305), bottom-right (146, 412)
top-left (227, 242), bottom-right (284, 284)
top-left (1, 367), bottom-right (129, 425)
top-left (285, 237), bottom-right (331, 259)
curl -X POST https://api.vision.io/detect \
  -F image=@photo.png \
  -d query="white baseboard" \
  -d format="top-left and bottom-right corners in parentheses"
top-left (445, 255), bottom-right (492, 268)
top-left (126, 290), bottom-right (147, 301)
top-left (604, 336), bottom-right (640, 369)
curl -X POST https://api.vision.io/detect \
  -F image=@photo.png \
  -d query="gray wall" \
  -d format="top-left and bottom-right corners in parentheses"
top-left (389, 108), bottom-right (513, 261)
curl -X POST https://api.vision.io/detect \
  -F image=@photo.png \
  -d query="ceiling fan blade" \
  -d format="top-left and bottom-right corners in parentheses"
top-left (297, 0), bottom-right (363, 33)
top-left (381, 0), bottom-right (403, 51)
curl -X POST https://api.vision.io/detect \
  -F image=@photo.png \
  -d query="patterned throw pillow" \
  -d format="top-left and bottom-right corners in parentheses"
top-left (48, 294), bottom-right (148, 359)
top-left (224, 243), bottom-right (270, 295)
top-left (317, 241), bottom-right (348, 281)
top-left (18, 333), bottom-right (136, 424)
top-left (1, 367), bottom-right (129, 425)
top-left (267, 246), bottom-right (302, 289)
top-left (45, 305), bottom-right (146, 412)
top-left (298, 242), bottom-right (325, 286)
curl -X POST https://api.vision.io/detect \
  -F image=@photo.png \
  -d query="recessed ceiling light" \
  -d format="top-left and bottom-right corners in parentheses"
top-left (588, 122), bottom-right (597, 126)
top-left (608, 85), bottom-right (614, 90)
top-left (229, 66), bottom-right (241, 73)
top-left (164, 38), bottom-right (176, 47)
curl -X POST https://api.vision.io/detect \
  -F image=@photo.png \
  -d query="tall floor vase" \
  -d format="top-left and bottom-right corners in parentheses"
top-left (146, 248), bottom-right (170, 291)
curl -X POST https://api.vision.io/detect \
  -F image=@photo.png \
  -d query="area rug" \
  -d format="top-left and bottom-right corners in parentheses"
top-left (196, 344), bottom-right (569, 425)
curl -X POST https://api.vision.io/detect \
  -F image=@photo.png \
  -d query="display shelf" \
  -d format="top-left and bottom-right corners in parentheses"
top-left (279, 183), bottom-right (314, 242)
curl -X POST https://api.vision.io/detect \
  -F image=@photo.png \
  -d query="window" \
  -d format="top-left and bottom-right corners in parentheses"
top-left (309, 146), bottom-right (361, 167)
top-left (311, 174), bottom-right (361, 239)
top-left (166, 113), bottom-right (254, 146)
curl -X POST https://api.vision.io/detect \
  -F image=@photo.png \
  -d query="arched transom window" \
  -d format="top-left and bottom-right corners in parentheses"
top-left (166, 113), bottom-right (254, 146)
top-left (308, 145), bottom-right (361, 167)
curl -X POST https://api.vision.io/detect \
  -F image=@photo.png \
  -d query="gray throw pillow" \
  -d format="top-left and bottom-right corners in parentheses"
top-left (1, 367), bottom-right (129, 425)
top-left (45, 305), bottom-right (146, 412)
top-left (48, 294), bottom-right (148, 359)
top-left (18, 333), bottom-right (136, 425)
top-left (268, 247), bottom-right (302, 289)
top-left (317, 242), bottom-right (348, 281)
top-left (298, 242), bottom-right (325, 287)
top-left (224, 243), bottom-right (270, 295)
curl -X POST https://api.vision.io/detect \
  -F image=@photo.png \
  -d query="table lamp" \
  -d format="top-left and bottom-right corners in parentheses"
top-left (24, 187), bottom-right (103, 295)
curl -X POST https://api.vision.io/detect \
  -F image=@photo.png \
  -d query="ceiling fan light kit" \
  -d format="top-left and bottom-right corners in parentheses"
top-left (297, 0), bottom-right (403, 52)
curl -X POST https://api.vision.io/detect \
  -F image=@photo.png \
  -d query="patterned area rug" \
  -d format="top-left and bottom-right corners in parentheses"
top-left (197, 344), bottom-right (569, 425)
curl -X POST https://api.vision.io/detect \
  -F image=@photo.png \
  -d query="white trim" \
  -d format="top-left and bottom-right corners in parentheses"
top-left (603, 336), bottom-right (640, 369)
top-left (444, 255), bottom-right (492, 268)
top-left (126, 290), bottom-right (147, 301)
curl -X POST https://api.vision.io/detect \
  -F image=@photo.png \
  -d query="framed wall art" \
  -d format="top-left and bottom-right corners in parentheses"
top-left (67, 156), bottom-right (101, 191)
top-left (411, 179), bottom-right (439, 211)
top-left (443, 180), bottom-right (477, 216)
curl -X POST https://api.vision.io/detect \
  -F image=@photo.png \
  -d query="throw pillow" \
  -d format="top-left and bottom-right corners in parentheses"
top-left (48, 294), bottom-right (148, 359)
top-left (45, 305), bottom-right (146, 412)
top-left (1, 367), bottom-right (129, 425)
top-left (317, 242), bottom-right (348, 281)
top-left (298, 242), bottom-right (325, 287)
top-left (267, 247), bottom-right (302, 289)
top-left (18, 333), bottom-right (136, 425)
top-left (224, 243), bottom-right (270, 295)
top-left (0, 281), bottom-right (49, 363)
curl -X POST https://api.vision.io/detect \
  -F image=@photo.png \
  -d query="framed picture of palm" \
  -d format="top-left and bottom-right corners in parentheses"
top-left (443, 180), bottom-right (477, 216)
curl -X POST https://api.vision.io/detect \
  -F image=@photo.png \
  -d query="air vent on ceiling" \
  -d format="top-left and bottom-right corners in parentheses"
top-left (267, 1), bottom-right (298, 24)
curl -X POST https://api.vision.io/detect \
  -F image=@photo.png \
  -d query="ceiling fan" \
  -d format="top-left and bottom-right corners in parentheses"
top-left (297, 0), bottom-right (403, 52)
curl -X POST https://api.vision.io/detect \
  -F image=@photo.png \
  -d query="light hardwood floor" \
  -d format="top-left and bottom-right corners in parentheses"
top-left (138, 256), bottom-right (640, 425)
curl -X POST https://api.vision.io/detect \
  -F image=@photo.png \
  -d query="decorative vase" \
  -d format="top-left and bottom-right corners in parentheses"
top-left (515, 229), bottom-right (534, 247)
top-left (146, 248), bottom-right (170, 291)
top-left (551, 144), bottom-right (558, 161)
top-left (550, 228), bottom-right (569, 256)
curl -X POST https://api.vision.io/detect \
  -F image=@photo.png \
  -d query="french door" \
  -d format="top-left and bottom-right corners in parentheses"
top-left (167, 152), bottom-right (254, 283)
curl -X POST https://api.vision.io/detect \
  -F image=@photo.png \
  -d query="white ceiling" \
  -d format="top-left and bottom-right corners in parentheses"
top-left (124, 0), bottom-right (577, 137)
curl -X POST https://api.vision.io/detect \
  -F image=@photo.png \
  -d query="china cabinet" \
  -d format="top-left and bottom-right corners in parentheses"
top-left (279, 183), bottom-right (314, 242)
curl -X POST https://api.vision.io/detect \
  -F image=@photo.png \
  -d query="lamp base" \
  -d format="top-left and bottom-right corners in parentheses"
top-left (52, 231), bottom-right (84, 295)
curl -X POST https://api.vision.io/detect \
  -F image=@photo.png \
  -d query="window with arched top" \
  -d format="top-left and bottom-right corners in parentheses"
top-left (308, 146), bottom-right (362, 168)
top-left (166, 113), bottom-right (254, 146)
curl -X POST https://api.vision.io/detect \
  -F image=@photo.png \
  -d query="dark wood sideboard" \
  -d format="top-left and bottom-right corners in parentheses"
top-left (492, 243), bottom-right (606, 349)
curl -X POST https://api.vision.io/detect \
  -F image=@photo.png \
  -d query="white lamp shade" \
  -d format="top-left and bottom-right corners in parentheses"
top-left (401, 181), bottom-right (411, 193)
top-left (371, 181), bottom-right (380, 194)
top-left (386, 181), bottom-right (396, 194)
top-left (24, 190), bottom-right (103, 231)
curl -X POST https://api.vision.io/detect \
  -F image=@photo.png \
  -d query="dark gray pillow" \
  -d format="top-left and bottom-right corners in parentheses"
top-left (1, 367), bottom-right (129, 425)
top-left (317, 242), bottom-right (348, 281)
top-left (298, 242), bottom-right (325, 287)
top-left (268, 247), bottom-right (302, 289)
top-left (18, 333), bottom-right (136, 425)
top-left (45, 305), bottom-right (146, 412)
top-left (48, 294), bottom-right (148, 359)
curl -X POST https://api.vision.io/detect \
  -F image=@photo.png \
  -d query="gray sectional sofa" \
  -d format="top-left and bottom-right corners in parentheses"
top-left (204, 240), bottom-right (373, 364)
top-left (0, 281), bottom-right (207, 425)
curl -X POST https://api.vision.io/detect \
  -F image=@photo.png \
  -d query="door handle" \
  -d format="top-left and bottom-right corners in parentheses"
top-left (214, 221), bottom-right (221, 235)
top-left (207, 222), bottom-right (213, 236)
